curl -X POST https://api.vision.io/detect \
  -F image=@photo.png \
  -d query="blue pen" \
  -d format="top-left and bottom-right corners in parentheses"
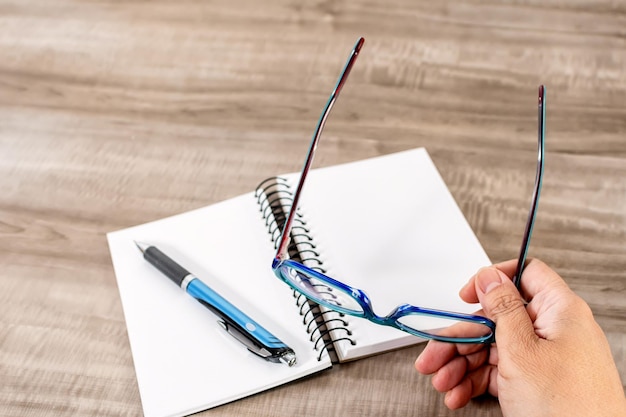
top-left (134, 241), bottom-right (297, 366)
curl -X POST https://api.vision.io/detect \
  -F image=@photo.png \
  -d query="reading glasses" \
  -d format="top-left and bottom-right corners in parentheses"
top-left (272, 37), bottom-right (545, 344)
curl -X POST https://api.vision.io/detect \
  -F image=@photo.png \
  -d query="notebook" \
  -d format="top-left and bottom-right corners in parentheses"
top-left (107, 147), bottom-right (490, 417)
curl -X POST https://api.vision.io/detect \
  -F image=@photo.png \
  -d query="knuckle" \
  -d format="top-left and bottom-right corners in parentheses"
top-left (488, 291), bottom-right (525, 318)
top-left (569, 294), bottom-right (594, 319)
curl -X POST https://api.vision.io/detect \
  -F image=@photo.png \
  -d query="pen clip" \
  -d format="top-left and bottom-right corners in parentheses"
top-left (218, 320), bottom-right (273, 359)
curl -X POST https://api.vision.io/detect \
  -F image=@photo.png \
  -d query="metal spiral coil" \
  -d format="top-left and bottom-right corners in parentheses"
top-left (255, 176), bottom-right (357, 362)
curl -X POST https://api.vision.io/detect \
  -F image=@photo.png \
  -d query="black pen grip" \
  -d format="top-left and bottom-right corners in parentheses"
top-left (143, 246), bottom-right (188, 287)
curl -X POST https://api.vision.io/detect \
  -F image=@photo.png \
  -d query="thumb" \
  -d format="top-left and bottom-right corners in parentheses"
top-left (475, 267), bottom-right (536, 350)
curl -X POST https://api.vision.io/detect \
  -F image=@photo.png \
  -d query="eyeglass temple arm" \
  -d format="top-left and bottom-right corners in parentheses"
top-left (275, 37), bottom-right (365, 261)
top-left (513, 85), bottom-right (546, 288)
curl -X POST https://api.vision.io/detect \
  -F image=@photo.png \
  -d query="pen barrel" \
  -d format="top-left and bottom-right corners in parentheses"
top-left (143, 246), bottom-right (188, 287)
top-left (185, 278), bottom-right (289, 350)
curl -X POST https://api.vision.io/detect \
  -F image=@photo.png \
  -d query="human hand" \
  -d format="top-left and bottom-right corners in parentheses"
top-left (414, 259), bottom-right (626, 417)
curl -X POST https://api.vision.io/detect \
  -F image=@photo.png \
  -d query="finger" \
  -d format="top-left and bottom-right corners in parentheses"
top-left (459, 271), bottom-right (479, 303)
top-left (415, 341), bottom-right (457, 375)
top-left (474, 266), bottom-right (537, 353)
top-left (466, 347), bottom-right (490, 371)
top-left (491, 258), bottom-right (570, 302)
top-left (460, 262), bottom-right (517, 303)
top-left (431, 349), bottom-right (489, 392)
top-left (492, 259), bottom-right (519, 277)
top-left (432, 356), bottom-right (467, 392)
top-left (513, 258), bottom-right (571, 302)
top-left (475, 258), bottom-right (559, 288)
top-left (416, 337), bottom-right (486, 376)
top-left (443, 365), bottom-right (497, 410)
top-left (487, 343), bottom-right (499, 366)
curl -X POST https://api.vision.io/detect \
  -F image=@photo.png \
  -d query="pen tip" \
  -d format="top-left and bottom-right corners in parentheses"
top-left (134, 241), bottom-right (149, 254)
top-left (280, 351), bottom-right (297, 367)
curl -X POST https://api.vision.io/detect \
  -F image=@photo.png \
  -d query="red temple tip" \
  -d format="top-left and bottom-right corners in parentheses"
top-left (538, 85), bottom-right (545, 105)
top-left (354, 37), bottom-right (365, 53)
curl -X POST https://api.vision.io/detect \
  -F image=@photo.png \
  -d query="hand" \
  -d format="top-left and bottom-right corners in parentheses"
top-left (414, 259), bottom-right (626, 417)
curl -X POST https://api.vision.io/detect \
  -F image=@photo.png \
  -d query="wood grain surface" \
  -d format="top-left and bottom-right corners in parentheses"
top-left (1, 1), bottom-right (624, 416)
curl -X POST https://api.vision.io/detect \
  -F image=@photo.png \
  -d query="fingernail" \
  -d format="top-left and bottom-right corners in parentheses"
top-left (477, 267), bottom-right (503, 294)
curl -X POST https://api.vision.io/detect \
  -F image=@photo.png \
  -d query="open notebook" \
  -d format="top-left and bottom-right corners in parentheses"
top-left (107, 147), bottom-right (490, 417)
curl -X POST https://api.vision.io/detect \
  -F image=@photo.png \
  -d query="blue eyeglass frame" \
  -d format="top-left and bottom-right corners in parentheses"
top-left (271, 37), bottom-right (545, 344)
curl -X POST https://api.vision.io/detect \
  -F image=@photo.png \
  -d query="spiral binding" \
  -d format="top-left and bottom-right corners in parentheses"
top-left (255, 176), bottom-right (356, 362)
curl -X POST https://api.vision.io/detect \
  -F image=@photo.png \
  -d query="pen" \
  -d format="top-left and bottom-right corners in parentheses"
top-left (134, 241), bottom-right (297, 367)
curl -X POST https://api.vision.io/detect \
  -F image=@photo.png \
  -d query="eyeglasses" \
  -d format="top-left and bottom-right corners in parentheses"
top-left (271, 37), bottom-right (545, 344)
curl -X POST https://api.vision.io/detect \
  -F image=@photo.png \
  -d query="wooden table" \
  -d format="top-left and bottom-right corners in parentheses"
top-left (1, 1), bottom-right (624, 416)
